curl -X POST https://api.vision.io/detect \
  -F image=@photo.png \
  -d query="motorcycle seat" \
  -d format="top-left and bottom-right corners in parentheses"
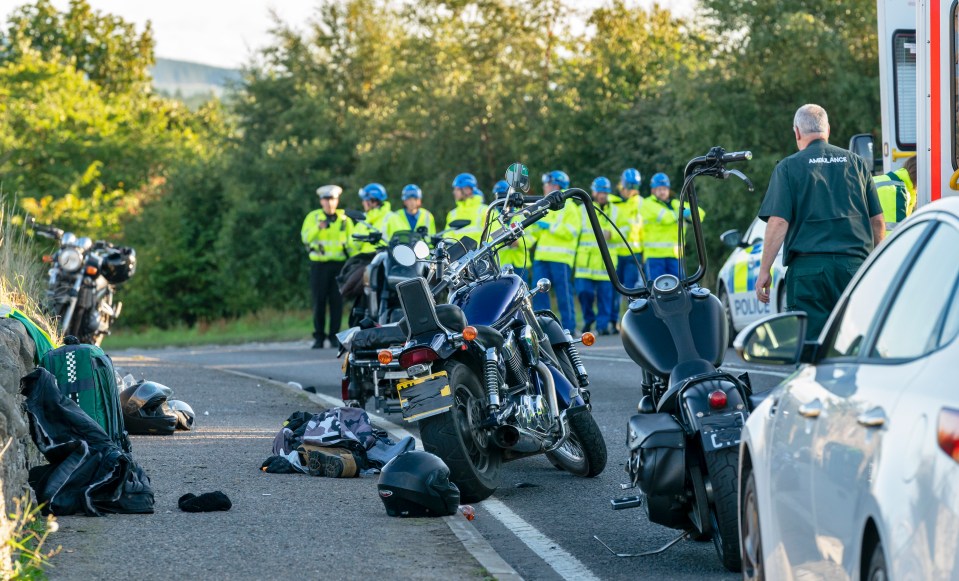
top-left (667, 359), bottom-right (717, 393)
top-left (352, 324), bottom-right (408, 350)
top-left (435, 304), bottom-right (466, 332)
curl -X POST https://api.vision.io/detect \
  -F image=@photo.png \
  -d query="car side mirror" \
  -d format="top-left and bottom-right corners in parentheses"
top-left (848, 134), bottom-right (879, 174)
top-left (720, 229), bottom-right (743, 248)
top-left (734, 312), bottom-right (807, 365)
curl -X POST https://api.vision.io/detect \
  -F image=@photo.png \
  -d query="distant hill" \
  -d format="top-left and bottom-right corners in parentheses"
top-left (150, 58), bottom-right (242, 98)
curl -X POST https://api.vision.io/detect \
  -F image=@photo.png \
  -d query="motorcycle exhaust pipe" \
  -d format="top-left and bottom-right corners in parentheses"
top-left (493, 425), bottom-right (543, 453)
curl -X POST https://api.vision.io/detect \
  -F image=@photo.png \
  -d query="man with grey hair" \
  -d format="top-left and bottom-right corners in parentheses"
top-left (755, 104), bottom-right (884, 339)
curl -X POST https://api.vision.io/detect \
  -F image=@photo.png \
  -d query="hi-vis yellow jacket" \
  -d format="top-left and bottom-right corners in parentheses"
top-left (533, 199), bottom-right (581, 267)
top-left (301, 209), bottom-right (351, 262)
top-left (575, 201), bottom-right (619, 280)
top-left (445, 196), bottom-right (488, 244)
top-left (640, 198), bottom-right (705, 259)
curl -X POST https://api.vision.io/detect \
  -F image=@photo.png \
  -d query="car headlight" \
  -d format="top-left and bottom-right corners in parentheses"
top-left (57, 248), bottom-right (83, 272)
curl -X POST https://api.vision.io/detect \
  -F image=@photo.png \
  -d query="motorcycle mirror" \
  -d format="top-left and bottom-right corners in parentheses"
top-left (412, 240), bottom-right (430, 260)
top-left (345, 209), bottom-right (367, 223)
top-left (392, 245), bottom-right (417, 267)
top-left (536, 278), bottom-right (551, 294)
top-left (505, 162), bottom-right (530, 193)
top-left (448, 219), bottom-right (471, 230)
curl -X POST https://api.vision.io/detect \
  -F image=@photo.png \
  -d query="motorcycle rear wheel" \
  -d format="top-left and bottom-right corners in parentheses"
top-left (705, 448), bottom-right (744, 572)
top-left (419, 361), bottom-right (502, 502)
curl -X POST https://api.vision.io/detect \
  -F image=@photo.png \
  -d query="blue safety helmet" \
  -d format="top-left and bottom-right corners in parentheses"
top-left (621, 168), bottom-right (642, 188)
top-left (359, 183), bottom-right (388, 202)
top-left (591, 176), bottom-right (612, 193)
top-left (452, 173), bottom-right (478, 190)
top-left (492, 180), bottom-right (510, 198)
top-left (401, 184), bottom-right (423, 200)
top-left (542, 170), bottom-right (570, 190)
top-left (650, 173), bottom-right (671, 189)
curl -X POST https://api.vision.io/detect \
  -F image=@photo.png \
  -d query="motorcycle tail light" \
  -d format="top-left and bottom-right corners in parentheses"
top-left (85, 266), bottom-right (98, 276)
top-left (42, 255), bottom-right (53, 263)
top-left (708, 389), bottom-right (728, 409)
top-left (377, 350), bottom-right (393, 365)
top-left (399, 347), bottom-right (439, 369)
top-left (581, 332), bottom-right (595, 346)
top-left (937, 408), bottom-right (959, 462)
top-left (341, 377), bottom-right (350, 401)
top-left (462, 326), bottom-right (477, 341)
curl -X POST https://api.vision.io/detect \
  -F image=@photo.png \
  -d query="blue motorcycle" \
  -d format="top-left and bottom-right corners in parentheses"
top-left (388, 164), bottom-right (607, 502)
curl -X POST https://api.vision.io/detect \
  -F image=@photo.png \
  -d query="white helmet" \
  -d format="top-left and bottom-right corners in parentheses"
top-left (316, 185), bottom-right (343, 199)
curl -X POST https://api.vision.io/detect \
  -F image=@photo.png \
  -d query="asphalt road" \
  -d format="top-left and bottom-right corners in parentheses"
top-left (116, 334), bottom-right (790, 581)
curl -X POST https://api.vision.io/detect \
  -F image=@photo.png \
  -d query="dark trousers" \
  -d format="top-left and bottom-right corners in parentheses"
top-left (310, 260), bottom-right (345, 341)
top-left (785, 254), bottom-right (863, 340)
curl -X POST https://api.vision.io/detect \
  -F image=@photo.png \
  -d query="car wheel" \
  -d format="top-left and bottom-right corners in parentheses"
top-left (719, 286), bottom-right (735, 347)
top-left (740, 466), bottom-right (764, 580)
top-left (865, 540), bottom-right (887, 581)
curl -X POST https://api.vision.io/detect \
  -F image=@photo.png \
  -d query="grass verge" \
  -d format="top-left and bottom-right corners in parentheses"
top-left (107, 308), bottom-right (318, 350)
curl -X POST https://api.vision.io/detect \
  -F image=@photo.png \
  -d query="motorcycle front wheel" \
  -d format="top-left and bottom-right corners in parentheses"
top-left (419, 361), bottom-right (502, 502)
top-left (545, 408), bottom-right (607, 477)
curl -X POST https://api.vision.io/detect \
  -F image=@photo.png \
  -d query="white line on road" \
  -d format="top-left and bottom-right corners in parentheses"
top-left (482, 499), bottom-right (601, 581)
top-left (580, 354), bottom-right (791, 378)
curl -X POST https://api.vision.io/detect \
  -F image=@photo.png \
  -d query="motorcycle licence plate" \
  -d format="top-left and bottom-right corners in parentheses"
top-left (700, 412), bottom-right (746, 452)
top-left (396, 371), bottom-right (452, 423)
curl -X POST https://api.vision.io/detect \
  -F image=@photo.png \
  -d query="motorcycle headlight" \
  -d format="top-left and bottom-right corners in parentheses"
top-left (57, 248), bottom-right (83, 272)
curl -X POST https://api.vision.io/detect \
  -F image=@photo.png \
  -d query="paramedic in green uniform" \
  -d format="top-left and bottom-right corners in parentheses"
top-left (756, 104), bottom-right (884, 339)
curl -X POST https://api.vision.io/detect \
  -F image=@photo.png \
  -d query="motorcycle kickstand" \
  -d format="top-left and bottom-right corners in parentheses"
top-left (592, 531), bottom-right (689, 558)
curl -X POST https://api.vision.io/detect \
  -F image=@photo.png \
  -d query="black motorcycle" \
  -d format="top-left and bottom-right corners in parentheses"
top-left (27, 217), bottom-right (136, 346)
top-left (384, 164), bottom-right (607, 502)
top-left (565, 147), bottom-right (755, 572)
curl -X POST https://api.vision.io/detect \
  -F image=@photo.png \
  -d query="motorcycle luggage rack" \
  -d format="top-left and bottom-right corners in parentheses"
top-left (593, 531), bottom-right (689, 558)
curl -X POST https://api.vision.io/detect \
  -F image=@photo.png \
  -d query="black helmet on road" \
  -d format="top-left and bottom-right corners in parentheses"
top-left (120, 381), bottom-right (176, 435)
top-left (377, 451), bottom-right (460, 517)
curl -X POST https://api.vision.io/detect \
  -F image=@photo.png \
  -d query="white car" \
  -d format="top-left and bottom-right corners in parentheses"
top-left (735, 198), bottom-right (959, 580)
top-left (717, 218), bottom-right (786, 338)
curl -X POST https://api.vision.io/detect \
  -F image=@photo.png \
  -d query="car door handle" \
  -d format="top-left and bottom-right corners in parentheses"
top-left (857, 407), bottom-right (887, 428)
top-left (798, 399), bottom-right (823, 419)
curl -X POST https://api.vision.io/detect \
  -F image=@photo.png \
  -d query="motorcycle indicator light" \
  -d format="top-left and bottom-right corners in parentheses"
top-left (399, 347), bottom-right (439, 369)
top-left (462, 326), bottom-right (478, 341)
top-left (937, 408), bottom-right (959, 462)
top-left (708, 389), bottom-right (728, 409)
top-left (581, 332), bottom-right (595, 347)
top-left (378, 350), bottom-right (393, 365)
top-left (42, 255), bottom-right (53, 263)
top-left (85, 266), bottom-right (98, 276)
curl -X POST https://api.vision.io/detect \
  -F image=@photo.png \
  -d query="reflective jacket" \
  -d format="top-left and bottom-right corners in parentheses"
top-left (383, 208), bottom-right (437, 241)
top-left (576, 201), bottom-right (619, 280)
top-left (533, 199), bottom-right (581, 267)
top-left (301, 209), bottom-right (351, 262)
top-left (873, 167), bottom-right (915, 231)
top-left (351, 202), bottom-right (392, 254)
top-left (445, 196), bottom-right (489, 243)
top-left (611, 193), bottom-right (643, 256)
top-left (640, 198), bottom-right (706, 259)
top-left (496, 212), bottom-right (535, 271)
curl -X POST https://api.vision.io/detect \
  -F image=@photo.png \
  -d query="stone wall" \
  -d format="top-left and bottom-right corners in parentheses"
top-left (0, 317), bottom-right (44, 576)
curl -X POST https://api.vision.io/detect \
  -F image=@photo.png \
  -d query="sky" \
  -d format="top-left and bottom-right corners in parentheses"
top-left (0, 0), bottom-right (697, 69)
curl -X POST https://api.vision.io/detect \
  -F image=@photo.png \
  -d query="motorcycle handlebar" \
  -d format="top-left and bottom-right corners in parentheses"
top-left (721, 150), bottom-right (752, 163)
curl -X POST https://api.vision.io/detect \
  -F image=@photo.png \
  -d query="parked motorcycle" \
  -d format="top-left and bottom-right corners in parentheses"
top-left (571, 147), bottom-right (755, 572)
top-left (383, 165), bottom-right (607, 502)
top-left (27, 217), bottom-right (136, 346)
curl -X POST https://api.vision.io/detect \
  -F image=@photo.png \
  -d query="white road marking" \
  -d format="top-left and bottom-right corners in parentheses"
top-left (444, 514), bottom-right (524, 581)
top-left (580, 354), bottom-right (791, 378)
top-left (482, 499), bottom-right (601, 581)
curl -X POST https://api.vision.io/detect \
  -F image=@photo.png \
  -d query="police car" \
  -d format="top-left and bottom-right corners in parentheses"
top-left (716, 218), bottom-right (786, 338)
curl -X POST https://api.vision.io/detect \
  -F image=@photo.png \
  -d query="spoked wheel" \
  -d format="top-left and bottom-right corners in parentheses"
top-left (740, 467), bottom-right (764, 580)
top-left (705, 448), bottom-right (743, 572)
top-left (545, 408), bottom-right (607, 477)
top-left (419, 362), bottom-right (502, 502)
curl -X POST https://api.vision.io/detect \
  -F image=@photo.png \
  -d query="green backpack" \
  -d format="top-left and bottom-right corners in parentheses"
top-left (40, 343), bottom-right (130, 452)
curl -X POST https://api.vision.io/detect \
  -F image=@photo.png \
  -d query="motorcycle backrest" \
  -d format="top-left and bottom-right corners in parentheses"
top-left (396, 278), bottom-right (444, 338)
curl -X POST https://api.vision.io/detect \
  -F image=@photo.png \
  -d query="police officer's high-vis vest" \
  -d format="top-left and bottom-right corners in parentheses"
top-left (383, 208), bottom-right (436, 241)
top-left (352, 202), bottom-right (392, 254)
top-left (576, 202), bottom-right (620, 280)
top-left (640, 197), bottom-right (706, 259)
top-left (534, 199), bottom-right (581, 267)
top-left (873, 167), bottom-right (915, 231)
top-left (302, 209), bottom-right (351, 262)
top-left (445, 196), bottom-right (488, 243)
top-left (611, 193), bottom-right (643, 257)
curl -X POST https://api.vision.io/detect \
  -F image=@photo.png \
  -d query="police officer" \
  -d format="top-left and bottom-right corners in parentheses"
top-left (576, 177), bottom-right (619, 335)
top-left (492, 180), bottom-right (533, 282)
top-left (446, 173), bottom-right (488, 243)
top-left (610, 168), bottom-right (643, 329)
top-left (532, 170), bottom-right (580, 333)
top-left (352, 183), bottom-right (392, 254)
top-left (302, 185), bottom-right (352, 348)
top-left (641, 172), bottom-right (704, 280)
top-left (756, 104), bottom-right (884, 339)
top-left (873, 155), bottom-right (918, 232)
top-left (384, 184), bottom-right (437, 240)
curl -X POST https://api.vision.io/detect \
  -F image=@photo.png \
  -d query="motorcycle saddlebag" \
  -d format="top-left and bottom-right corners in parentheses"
top-left (627, 412), bottom-right (685, 497)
